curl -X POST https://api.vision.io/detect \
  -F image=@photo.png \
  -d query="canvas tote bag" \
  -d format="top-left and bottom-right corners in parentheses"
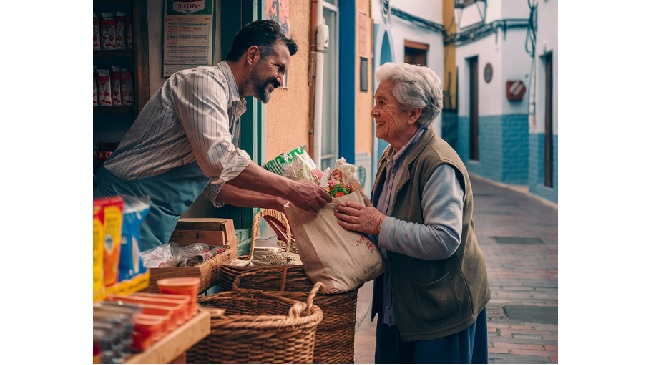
top-left (284, 190), bottom-right (385, 293)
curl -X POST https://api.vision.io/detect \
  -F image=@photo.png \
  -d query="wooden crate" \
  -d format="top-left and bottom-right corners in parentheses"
top-left (142, 218), bottom-right (238, 294)
top-left (171, 218), bottom-right (236, 247)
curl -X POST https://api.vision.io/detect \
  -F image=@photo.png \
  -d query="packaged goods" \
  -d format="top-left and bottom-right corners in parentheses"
top-left (94, 196), bottom-right (124, 288)
top-left (120, 69), bottom-right (134, 106)
top-left (93, 69), bottom-right (98, 106)
top-left (93, 200), bottom-right (105, 301)
top-left (100, 12), bottom-right (116, 50)
top-left (263, 146), bottom-right (314, 179)
top-left (115, 12), bottom-right (126, 49)
top-left (118, 196), bottom-right (150, 282)
top-left (97, 69), bottom-right (112, 106)
top-left (93, 13), bottom-right (101, 50)
top-left (111, 66), bottom-right (122, 106)
top-left (125, 14), bottom-right (133, 49)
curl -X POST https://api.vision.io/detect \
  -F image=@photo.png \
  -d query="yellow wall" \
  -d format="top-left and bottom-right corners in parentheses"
top-left (355, 0), bottom-right (373, 156)
top-left (264, 0), bottom-right (312, 162)
top-left (443, 0), bottom-right (457, 109)
top-left (265, 0), bottom-right (374, 163)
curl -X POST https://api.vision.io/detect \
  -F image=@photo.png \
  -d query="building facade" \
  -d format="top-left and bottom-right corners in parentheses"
top-left (371, 0), bottom-right (557, 204)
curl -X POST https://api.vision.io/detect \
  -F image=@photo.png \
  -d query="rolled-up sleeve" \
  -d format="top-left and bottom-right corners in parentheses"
top-left (171, 68), bottom-right (251, 185)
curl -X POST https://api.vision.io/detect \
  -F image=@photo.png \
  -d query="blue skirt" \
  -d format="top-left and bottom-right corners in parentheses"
top-left (375, 307), bottom-right (488, 364)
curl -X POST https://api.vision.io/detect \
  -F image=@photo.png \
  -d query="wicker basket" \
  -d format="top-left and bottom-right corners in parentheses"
top-left (186, 282), bottom-right (324, 364)
top-left (220, 209), bottom-right (303, 291)
top-left (142, 244), bottom-right (235, 294)
top-left (232, 271), bottom-right (358, 364)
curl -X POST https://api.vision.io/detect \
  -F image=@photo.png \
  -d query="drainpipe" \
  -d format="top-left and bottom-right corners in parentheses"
top-left (528, 52), bottom-right (536, 132)
top-left (528, 1), bottom-right (538, 132)
top-left (309, 0), bottom-right (328, 168)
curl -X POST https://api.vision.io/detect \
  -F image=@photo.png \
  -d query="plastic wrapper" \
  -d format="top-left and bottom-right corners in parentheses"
top-left (140, 242), bottom-right (226, 268)
top-left (318, 157), bottom-right (363, 197)
top-left (263, 146), bottom-right (320, 182)
top-left (263, 148), bottom-right (362, 197)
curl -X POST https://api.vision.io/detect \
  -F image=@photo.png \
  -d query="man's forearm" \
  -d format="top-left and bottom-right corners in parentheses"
top-left (217, 183), bottom-right (285, 210)
top-left (226, 162), bottom-right (294, 199)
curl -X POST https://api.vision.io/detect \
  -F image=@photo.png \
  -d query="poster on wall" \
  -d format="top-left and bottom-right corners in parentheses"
top-left (163, 0), bottom-right (214, 77)
top-left (265, 0), bottom-right (290, 87)
top-left (266, 0), bottom-right (290, 34)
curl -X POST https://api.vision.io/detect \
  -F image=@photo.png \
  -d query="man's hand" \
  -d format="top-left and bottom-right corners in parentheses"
top-left (335, 201), bottom-right (385, 235)
top-left (287, 179), bottom-right (332, 212)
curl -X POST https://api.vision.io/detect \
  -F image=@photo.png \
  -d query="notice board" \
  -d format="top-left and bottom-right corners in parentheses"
top-left (163, 0), bottom-right (215, 77)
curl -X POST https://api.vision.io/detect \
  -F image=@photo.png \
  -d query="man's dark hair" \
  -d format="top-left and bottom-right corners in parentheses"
top-left (226, 19), bottom-right (298, 61)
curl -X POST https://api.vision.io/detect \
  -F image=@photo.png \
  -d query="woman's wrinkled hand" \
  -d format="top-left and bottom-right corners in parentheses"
top-left (334, 201), bottom-right (385, 235)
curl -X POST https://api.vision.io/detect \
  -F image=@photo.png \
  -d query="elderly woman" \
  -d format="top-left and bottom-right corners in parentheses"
top-left (335, 62), bottom-right (491, 364)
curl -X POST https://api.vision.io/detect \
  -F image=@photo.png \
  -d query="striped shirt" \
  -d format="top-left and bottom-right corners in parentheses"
top-left (369, 125), bottom-right (465, 326)
top-left (102, 61), bottom-right (251, 205)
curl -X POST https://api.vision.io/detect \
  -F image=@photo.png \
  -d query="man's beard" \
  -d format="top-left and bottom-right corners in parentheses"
top-left (254, 76), bottom-right (280, 103)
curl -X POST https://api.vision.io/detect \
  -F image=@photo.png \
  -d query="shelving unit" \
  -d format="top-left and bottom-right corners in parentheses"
top-left (93, 0), bottom-right (149, 174)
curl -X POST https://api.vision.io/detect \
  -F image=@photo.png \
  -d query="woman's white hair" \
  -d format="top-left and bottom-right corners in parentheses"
top-left (375, 62), bottom-right (443, 127)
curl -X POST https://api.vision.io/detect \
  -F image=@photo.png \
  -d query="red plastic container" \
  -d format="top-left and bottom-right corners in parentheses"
top-left (157, 277), bottom-right (200, 315)
top-left (129, 292), bottom-right (193, 320)
top-left (108, 295), bottom-right (185, 328)
top-left (132, 314), bottom-right (165, 351)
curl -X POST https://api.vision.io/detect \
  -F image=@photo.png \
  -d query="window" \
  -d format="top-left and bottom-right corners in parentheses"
top-left (404, 40), bottom-right (428, 66)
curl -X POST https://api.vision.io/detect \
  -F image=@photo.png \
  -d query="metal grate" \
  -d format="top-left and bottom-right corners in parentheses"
top-left (503, 305), bottom-right (557, 325)
top-left (492, 236), bottom-right (544, 244)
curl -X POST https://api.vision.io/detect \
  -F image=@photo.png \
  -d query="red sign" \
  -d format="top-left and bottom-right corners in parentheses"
top-left (506, 80), bottom-right (527, 101)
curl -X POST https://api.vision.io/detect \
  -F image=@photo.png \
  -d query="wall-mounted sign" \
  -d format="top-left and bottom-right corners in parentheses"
top-left (360, 57), bottom-right (368, 92)
top-left (505, 80), bottom-right (527, 101)
top-left (163, 0), bottom-right (214, 77)
top-left (484, 62), bottom-right (493, 83)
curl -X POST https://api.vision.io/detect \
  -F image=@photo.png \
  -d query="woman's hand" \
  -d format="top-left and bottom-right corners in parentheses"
top-left (335, 201), bottom-right (386, 235)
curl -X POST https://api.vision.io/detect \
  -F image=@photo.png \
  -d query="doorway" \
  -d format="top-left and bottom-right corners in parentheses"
top-left (543, 52), bottom-right (553, 188)
top-left (468, 56), bottom-right (479, 161)
top-left (319, 0), bottom-right (339, 171)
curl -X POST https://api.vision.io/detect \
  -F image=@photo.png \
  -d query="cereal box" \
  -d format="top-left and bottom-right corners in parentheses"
top-left (100, 12), bottom-right (116, 50)
top-left (120, 68), bottom-right (134, 106)
top-left (96, 69), bottom-right (112, 106)
top-left (111, 66), bottom-right (122, 106)
top-left (115, 11), bottom-right (126, 50)
top-left (93, 13), bottom-right (101, 50)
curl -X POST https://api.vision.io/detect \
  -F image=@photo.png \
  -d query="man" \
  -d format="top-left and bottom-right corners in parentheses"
top-left (335, 62), bottom-right (491, 364)
top-left (94, 20), bottom-right (332, 252)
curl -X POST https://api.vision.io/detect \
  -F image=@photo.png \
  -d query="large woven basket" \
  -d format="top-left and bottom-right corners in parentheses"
top-left (186, 282), bottom-right (324, 364)
top-left (233, 271), bottom-right (358, 364)
top-left (220, 209), bottom-right (304, 291)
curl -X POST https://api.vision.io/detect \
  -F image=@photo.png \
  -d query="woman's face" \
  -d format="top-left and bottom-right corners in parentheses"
top-left (371, 80), bottom-right (418, 150)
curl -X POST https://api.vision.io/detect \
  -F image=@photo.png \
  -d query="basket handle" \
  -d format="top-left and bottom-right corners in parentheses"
top-left (231, 267), bottom-right (292, 292)
top-left (306, 282), bottom-right (324, 310)
top-left (250, 209), bottom-right (293, 258)
top-left (288, 281), bottom-right (324, 318)
top-left (231, 271), bottom-right (256, 291)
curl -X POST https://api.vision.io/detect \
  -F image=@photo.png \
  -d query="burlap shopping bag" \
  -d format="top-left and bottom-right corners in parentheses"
top-left (284, 190), bottom-right (385, 293)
